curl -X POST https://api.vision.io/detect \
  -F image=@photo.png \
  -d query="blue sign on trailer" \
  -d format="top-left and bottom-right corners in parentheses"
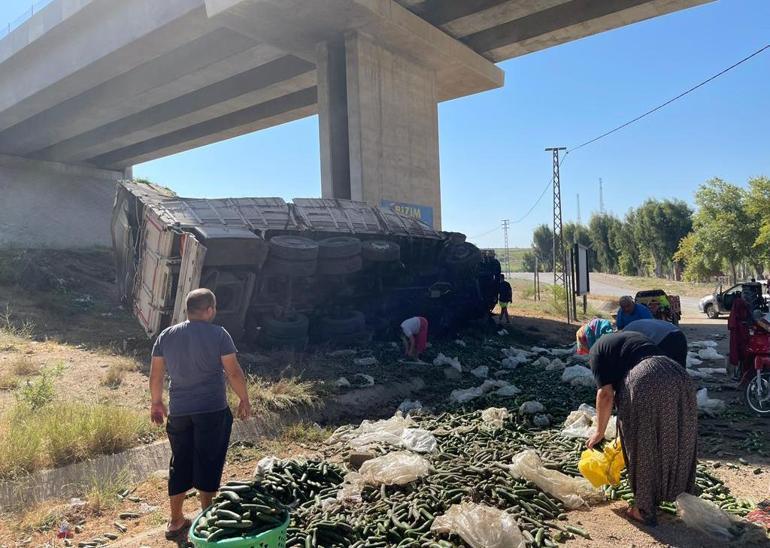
top-left (380, 200), bottom-right (434, 227)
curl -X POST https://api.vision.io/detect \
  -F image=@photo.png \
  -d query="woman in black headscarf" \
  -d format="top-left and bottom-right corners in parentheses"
top-left (587, 331), bottom-right (698, 525)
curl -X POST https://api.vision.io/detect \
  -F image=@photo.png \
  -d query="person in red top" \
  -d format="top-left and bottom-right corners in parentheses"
top-left (728, 294), bottom-right (751, 386)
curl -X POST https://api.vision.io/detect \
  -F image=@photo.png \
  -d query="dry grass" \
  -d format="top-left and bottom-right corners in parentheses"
top-left (85, 469), bottom-right (131, 515)
top-left (11, 356), bottom-right (40, 377)
top-left (101, 358), bottom-right (138, 389)
top-left (229, 376), bottom-right (323, 418)
top-left (0, 371), bottom-right (18, 391)
top-left (0, 401), bottom-right (157, 480)
top-left (280, 422), bottom-right (333, 445)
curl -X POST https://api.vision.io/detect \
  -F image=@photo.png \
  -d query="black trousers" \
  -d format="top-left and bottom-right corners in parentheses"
top-left (657, 331), bottom-right (688, 368)
top-left (166, 407), bottom-right (233, 496)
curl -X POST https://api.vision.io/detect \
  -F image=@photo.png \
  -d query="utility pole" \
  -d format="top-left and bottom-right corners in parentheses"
top-left (599, 178), bottom-right (605, 214)
top-left (546, 147), bottom-right (567, 288)
top-left (576, 193), bottom-right (581, 229)
top-left (501, 219), bottom-right (511, 275)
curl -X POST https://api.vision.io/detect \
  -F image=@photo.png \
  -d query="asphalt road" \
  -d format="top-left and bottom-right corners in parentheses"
top-left (509, 271), bottom-right (703, 317)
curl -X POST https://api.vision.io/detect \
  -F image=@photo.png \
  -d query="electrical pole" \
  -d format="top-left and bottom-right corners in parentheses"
top-left (501, 219), bottom-right (510, 275)
top-left (546, 148), bottom-right (567, 287)
top-left (576, 193), bottom-right (581, 228)
top-left (599, 178), bottom-right (605, 214)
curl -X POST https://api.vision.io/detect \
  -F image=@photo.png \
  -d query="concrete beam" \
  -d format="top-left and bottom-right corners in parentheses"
top-left (0, 28), bottom-right (266, 156)
top-left (88, 87), bottom-right (318, 169)
top-left (31, 56), bottom-right (315, 164)
top-left (206, 0), bottom-right (504, 102)
top-left (0, 0), bottom-right (210, 132)
top-left (461, 0), bottom-right (713, 61)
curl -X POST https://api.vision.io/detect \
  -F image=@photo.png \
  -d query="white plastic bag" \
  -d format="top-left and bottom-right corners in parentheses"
top-left (532, 356), bottom-right (551, 367)
top-left (471, 366), bottom-right (489, 379)
top-left (344, 414), bottom-right (414, 449)
top-left (353, 373), bottom-right (375, 387)
top-left (398, 400), bottom-right (423, 414)
top-left (353, 356), bottom-right (378, 366)
top-left (359, 451), bottom-right (431, 486)
top-left (335, 377), bottom-right (351, 388)
top-left (677, 493), bottom-right (736, 540)
top-left (450, 380), bottom-right (509, 404)
top-left (519, 401), bottom-right (545, 415)
top-left (545, 358), bottom-right (566, 371)
top-left (688, 369), bottom-right (711, 379)
top-left (561, 405), bottom-right (616, 440)
top-left (690, 340), bottom-right (718, 349)
top-left (431, 503), bottom-right (525, 548)
top-left (697, 388), bottom-right (726, 416)
top-left (455, 339), bottom-right (467, 347)
top-left (494, 384), bottom-right (521, 397)
top-left (531, 346), bottom-right (551, 354)
top-left (686, 352), bottom-right (704, 367)
top-left (551, 346), bottom-right (577, 357)
top-left (401, 429), bottom-right (437, 453)
top-left (508, 450), bottom-right (604, 509)
top-left (481, 407), bottom-right (509, 430)
top-left (698, 347), bottom-right (725, 361)
top-left (253, 456), bottom-right (280, 476)
top-left (434, 353), bottom-right (462, 372)
top-left (562, 365), bottom-right (595, 387)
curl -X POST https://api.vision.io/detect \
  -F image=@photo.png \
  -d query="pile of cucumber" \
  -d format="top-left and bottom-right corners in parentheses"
top-left (193, 482), bottom-right (289, 543)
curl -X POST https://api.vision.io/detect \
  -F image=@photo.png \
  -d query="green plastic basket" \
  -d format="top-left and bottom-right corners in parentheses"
top-left (188, 511), bottom-right (288, 548)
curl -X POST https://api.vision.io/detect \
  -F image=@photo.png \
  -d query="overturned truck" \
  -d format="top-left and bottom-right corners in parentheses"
top-left (112, 182), bottom-right (500, 346)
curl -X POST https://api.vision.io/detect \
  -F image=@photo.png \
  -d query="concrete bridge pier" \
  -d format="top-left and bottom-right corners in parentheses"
top-left (318, 32), bottom-right (441, 227)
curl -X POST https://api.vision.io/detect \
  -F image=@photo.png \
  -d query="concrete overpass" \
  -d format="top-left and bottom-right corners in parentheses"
top-left (0, 0), bottom-right (711, 246)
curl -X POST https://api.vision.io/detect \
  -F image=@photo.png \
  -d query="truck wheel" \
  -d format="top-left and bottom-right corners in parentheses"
top-left (318, 237), bottom-right (362, 260)
top-left (362, 240), bottom-right (400, 262)
top-left (319, 310), bottom-right (366, 336)
top-left (444, 242), bottom-right (482, 267)
top-left (263, 257), bottom-right (317, 277)
top-left (317, 255), bottom-right (363, 276)
top-left (259, 332), bottom-right (308, 351)
top-left (269, 236), bottom-right (319, 261)
top-left (262, 314), bottom-right (309, 339)
top-left (705, 304), bottom-right (719, 319)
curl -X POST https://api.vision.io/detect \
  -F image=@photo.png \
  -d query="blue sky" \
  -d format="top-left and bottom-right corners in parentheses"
top-left (3, 1), bottom-right (769, 248)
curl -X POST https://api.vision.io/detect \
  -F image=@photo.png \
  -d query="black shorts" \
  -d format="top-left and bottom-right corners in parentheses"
top-left (166, 407), bottom-right (233, 496)
top-left (658, 331), bottom-right (688, 368)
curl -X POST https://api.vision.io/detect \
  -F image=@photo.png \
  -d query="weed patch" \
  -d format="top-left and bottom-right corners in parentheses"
top-left (85, 469), bottom-right (131, 515)
top-left (11, 356), bottom-right (40, 377)
top-left (228, 377), bottom-right (322, 418)
top-left (0, 371), bottom-right (18, 391)
top-left (101, 359), bottom-right (137, 389)
top-left (0, 402), bottom-right (157, 480)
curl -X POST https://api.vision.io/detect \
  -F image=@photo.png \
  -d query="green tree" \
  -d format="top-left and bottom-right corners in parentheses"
top-left (562, 222), bottom-right (592, 249)
top-left (531, 224), bottom-right (554, 271)
top-left (588, 214), bottom-right (622, 273)
top-left (674, 232), bottom-right (722, 282)
top-left (689, 178), bottom-right (755, 283)
top-left (746, 176), bottom-right (770, 275)
top-left (612, 210), bottom-right (644, 276)
top-left (633, 199), bottom-right (693, 278)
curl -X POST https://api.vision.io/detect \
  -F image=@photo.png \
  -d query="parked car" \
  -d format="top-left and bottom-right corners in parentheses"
top-left (698, 281), bottom-right (770, 319)
top-left (634, 289), bottom-right (681, 325)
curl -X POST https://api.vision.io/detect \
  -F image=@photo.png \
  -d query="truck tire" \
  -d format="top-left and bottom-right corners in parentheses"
top-left (259, 332), bottom-right (308, 351)
top-left (705, 304), bottom-right (719, 319)
top-left (444, 242), bottom-right (482, 268)
top-left (269, 236), bottom-right (319, 261)
top-left (318, 237), bottom-right (362, 260)
top-left (362, 240), bottom-right (400, 263)
top-left (262, 314), bottom-right (309, 339)
top-left (263, 256), bottom-right (317, 277)
top-left (317, 255), bottom-right (363, 276)
top-left (319, 310), bottom-right (366, 336)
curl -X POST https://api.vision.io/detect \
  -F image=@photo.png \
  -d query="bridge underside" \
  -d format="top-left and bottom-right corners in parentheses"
top-left (0, 0), bottom-right (710, 243)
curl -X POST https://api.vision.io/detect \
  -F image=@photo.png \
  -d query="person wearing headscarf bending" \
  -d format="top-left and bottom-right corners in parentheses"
top-left (587, 332), bottom-right (698, 525)
top-left (576, 318), bottom-right (614, 355)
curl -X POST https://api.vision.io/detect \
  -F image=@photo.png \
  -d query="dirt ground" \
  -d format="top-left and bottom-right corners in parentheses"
top-left (0, 251), bottom-right (769, 547)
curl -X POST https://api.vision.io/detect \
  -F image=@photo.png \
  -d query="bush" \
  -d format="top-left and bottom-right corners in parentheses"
top-left (16, 370), bottom-right (57, 410)
top-left (11, 357), bottom-right (40, 377)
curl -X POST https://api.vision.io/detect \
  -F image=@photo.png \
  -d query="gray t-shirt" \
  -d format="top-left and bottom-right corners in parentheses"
top-left (152, 320), bottom-right (237, 416)
top-left (623, 318), bottom-right (679, 345)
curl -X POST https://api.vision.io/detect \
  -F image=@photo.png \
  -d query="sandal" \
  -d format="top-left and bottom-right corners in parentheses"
top-left (625, 506), bottom-right (657, 526)
top-left (165, 518), bottom-right (191, 541)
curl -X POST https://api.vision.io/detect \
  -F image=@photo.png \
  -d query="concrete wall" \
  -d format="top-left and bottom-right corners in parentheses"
top-left (0, 154), bottom-right (121, 248)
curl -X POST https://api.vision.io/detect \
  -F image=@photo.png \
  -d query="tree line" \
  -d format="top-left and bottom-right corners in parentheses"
top-left (521, 177), bottom-right (770, 283)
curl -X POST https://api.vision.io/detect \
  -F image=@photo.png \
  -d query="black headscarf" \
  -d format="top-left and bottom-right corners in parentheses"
top-left (589, 331), bottom-right (660, 389)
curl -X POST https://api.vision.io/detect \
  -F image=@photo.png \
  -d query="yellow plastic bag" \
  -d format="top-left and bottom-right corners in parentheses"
top-left (578, 438), bottom-right (625, 488)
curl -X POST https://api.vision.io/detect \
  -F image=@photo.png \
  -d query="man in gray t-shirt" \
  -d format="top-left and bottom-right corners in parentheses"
top-left (150, 288), bottom-right (251, 541)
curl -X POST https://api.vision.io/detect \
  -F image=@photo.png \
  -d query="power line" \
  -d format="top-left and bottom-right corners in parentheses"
top-left (569, 44), bottom-right (770, 153)
top-left (469, 225), bottom-right (500, 239)
top-left (510, 151), bottom-right (570, 224)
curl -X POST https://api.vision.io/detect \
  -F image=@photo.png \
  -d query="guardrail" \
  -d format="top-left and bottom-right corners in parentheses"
top-left (0, 0), bottom-right (54, 40)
